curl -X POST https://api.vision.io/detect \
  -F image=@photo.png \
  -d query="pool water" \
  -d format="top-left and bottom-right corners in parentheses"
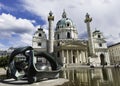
top-left (59, 68), bottom-right (120, 86)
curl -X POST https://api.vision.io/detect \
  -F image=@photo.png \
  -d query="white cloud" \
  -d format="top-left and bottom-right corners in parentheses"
top-left (0, 2), bottom-right (15, 11)
top-left (20, 33), bottom-right (32, 46)
top-left (0, 13), bottom-right (35, 33)
top-left (0, 43), bottom-right (7, 50)
top-left (0, 13), bottom-right (36, 49)
top-left (21, 0), bottom-right (120, 45)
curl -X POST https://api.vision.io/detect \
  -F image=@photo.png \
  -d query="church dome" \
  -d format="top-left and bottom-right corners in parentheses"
top-left (55, 10), bottom-right (78, 40)
top-left (56, 10), bottom-right (75, 30)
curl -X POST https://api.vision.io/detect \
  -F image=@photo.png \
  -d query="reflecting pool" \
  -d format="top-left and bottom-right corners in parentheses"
top-left (59, 68), bottom-right (120, 86)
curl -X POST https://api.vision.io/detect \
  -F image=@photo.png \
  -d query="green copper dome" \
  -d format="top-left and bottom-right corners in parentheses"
top-left (56, 10), bottom-right (75, 30)
top-left (57, 18), bottom-right (74, 27)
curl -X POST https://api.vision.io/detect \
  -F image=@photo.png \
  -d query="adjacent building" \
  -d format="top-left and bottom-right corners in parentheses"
top-left (108, 42), bottom-right (120, 65)
top-left (0, 49), bottom-right (7, 57)
top-left (0, 47), bottom-right (15, 57)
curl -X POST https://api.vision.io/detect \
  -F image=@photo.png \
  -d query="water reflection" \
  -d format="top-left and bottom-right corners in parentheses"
top-left (60, 68), bottom-right (120, 86)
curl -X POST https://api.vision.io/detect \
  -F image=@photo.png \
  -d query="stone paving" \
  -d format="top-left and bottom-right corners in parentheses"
top-left (0, 68), bottom-right (69, 86)
top-left (0, 68), bottom-right (6, 75)
top-left (0, 78), bottom-right (68, 86)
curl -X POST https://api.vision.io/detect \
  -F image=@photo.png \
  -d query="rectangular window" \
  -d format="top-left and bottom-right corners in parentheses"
top-left (38, 43), bottom-right (41, 46)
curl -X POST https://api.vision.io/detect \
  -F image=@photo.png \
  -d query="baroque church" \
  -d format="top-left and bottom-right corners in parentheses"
top-left (32, 10), bottom-right (110, 67)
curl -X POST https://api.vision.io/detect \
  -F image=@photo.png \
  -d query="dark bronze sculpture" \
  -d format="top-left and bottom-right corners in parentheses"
top-left (7, 46), bottom-right (62, 83)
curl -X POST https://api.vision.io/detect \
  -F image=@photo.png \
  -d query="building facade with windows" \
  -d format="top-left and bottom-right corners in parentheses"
top-left (32, 11), bottom-right (110, 67)
top-left (108, 43), bottom-right (120, 65)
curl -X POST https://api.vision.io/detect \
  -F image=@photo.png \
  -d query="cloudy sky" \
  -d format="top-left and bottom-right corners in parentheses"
top-left (0, 0), bottom-right (120, 50)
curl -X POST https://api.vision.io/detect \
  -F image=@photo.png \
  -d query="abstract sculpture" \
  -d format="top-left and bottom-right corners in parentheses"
top-left (7, 46), bottom-right (62, 83)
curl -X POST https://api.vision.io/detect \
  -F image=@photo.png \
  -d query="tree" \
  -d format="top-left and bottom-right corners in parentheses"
top-left (0, 56), bottom-right (9, 69)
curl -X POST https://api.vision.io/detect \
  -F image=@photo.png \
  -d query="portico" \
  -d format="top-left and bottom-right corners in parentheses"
top-left (55, 40), bottom-right (88, 67)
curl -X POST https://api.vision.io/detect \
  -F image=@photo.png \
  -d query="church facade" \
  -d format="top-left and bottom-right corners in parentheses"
top-left (32, 11), bottom-right (110, 67)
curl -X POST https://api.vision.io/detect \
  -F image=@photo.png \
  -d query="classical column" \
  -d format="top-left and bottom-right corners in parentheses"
top-left (71, 50), bottom-right (73, 63)
top-left (48, 11), bottom-right (54, 53)
top-left (79, 51), bottom-right (82, 64)
top-left (81, 51), bottom-right (83, 64)
top-left (84, 13), bottom-right (95, 57)
top-left (75, 50), bottom-right (77, 64)
top-left (62, 50), bottom-right (65, 63)
top-left (83, 51), bottom-right (86, 63)
top-left (66, 50), bottom-right (69, 64)
top-left (77, 50), bottom-right (79, 63)
top-left (85, 51), bottom-right (87, 63)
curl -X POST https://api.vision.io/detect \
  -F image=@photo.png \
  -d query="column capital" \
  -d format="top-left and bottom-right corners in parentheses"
top-left (84, 13), bottom-right (92, 23)
top-left (48, 11), bottom-right (54, 21)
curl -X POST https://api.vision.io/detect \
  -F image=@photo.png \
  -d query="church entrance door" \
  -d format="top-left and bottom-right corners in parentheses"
top-left (100, 54), bottom-right (105, 65)
top-left (73, 56), bottom-right (75, 63)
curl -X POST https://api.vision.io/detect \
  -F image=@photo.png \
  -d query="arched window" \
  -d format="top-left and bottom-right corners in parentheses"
top-left (98, 35), bottom-right (101, 38)
top-left (67, 32), bottom-right (71, 39)
top-left (39, 33), bottom-right (42, 37)
top-left (67, 23), bottom-right (70, 27)
top-left (100, 54), bottom-right (105, 65)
